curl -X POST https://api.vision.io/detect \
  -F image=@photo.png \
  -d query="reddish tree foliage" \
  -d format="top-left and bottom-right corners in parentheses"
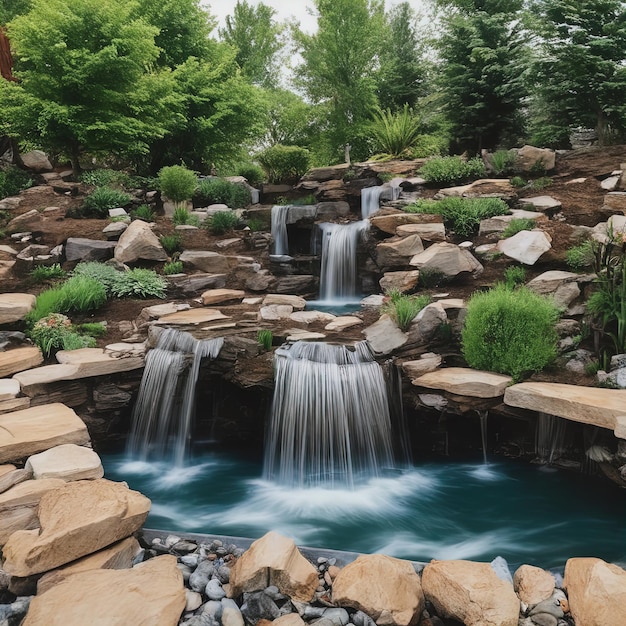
top-left (0, 28), bottom-right (15, 81)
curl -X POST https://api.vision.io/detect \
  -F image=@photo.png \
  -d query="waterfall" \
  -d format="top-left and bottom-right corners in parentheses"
top-left (263, 341), bottom-right (398, 488)
top-left (361, 186), bottom-right (383, 219)
top-left (127, 328), bottom-right (224, 466)
top-left (318, 220), bottom-right (369, 303)
top-left (535, 412), bottom-right (567, 464)
top-left (271, 205), bottom-right (290, 255)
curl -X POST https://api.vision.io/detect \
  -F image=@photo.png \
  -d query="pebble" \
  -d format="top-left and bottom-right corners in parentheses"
top-left (189, 560), bottom-right (215, 593)
top-left (205, 579), bottom-right (226, 601)
top-left (185, 590), bottom-right (203, 612)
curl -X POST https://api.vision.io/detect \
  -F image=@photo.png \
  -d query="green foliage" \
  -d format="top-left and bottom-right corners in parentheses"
top-left (172, 207), bottom-right (200, 227)
top-left (29, 313), bottom-right (96, 357)
top-left (490, 150), bottom-right (516, 176)
top-left (159, 234), bottom-right (183, 255)
top-left (566, 240), bottom-right (595, 270)
top-left (208, 211), bottom-right (240, 235)
top-left (257, 144), bottom-right (310, 183)
top-left (0, 166), bottom-right (33, 199)
top-left (406, 196), bottom-right (509, 237)
top-left (419, 156), bottom-right (486, 186)
top-left (528, 177), bottom-right (552, 191)
top-left (290, 195), bottom-right (317, 206)
top-left (158, 165), bottom-right (198, 204)
top-left (234, 163), bottom-right (266, 185)
top-left (79, 169), bottom-right (130, 189)
top-left (245, 218), bottom-right (267, 232)
top-left (510, 176), bottom-right (526, 188)
top-left (131, 205), bottom-right (156, 221)
top-left (501, 218), bottom-right (536, 238)
top-left (76, 322), bottom-right (107, 338)
top-left (80, 187), bottom-right (132, 219)
top-left (163, 260), bottom-right (184, 275)
top-left (410, 133), bottom-right (449, 158)
top-left (257, 329), bottom-right (273, 351)
top-left (462, 284), bottom-right (560, 382)
top-left (418, 268), bottom-right (446, 288)
top-left (383, 292), bottom-right (431, 331)
top-left (369, 104), bottom-right (422, 158)
top-left (72, 262), bottom-right (120, 295)
top-left (502, 266), bottom-right (526, 289)
top-left (262, 88), bottom-right (315, 149)
top-left (30, 264), bottom-right (66, 283)
top-left (109, 268), bottom-right (167, 299)
top-left (195, 179), bottom-right (251, 208)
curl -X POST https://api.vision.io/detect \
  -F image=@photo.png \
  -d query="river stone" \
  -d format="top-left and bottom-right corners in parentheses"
top-left (409, 242), bottom-right (483, 277)
top-left (497, 230), bottom-right (552, 265)
top-left (332, 554), bottom-right (424, 626)
top-left (273, 614), bottom-right (305, 626)
top-left (362, 314), bottom-right (408, 355)
top-left (114, 219), bottom-right (167, 263)
top-left (513, 564), bottom-right (555, 606)
top-left (37, 536), bottom-right (141, 593)
top-left (412, 367), bottom-right (512, 398)
top-left (0, 403), bottom-right (89, 464)
top-left (422, 559), bottom-right (520, 626)
top-left (206, 578), bottom-right (227, 600)
top-left (228, 531), bottom-right (318, 602)
top-left (25, 444), bottom-right (104, 481)
top-left (563, 558), bottom-right (626, 626)
top-left (22, 555), bottom-right (185, 626)
top-left (2, 478), bottom-right (151, 576)
top-left (0, 293), bottom-right (36, 325)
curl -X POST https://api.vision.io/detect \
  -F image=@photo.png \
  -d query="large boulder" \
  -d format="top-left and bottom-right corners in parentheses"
top-left (332, 554), bottom-right (424, 626)
top-left (376, 234), bottom-right (424, 269)
top-left (21, 150), bottom-right (53, 172)
top-left (363, 314), bottom-right (408, 355)
top-left (0, 293), bottom-right (36, 325)
top-left (497, 230), bottom-right (552, 265)
top-left (22, 555), bottom-right (185, 626)
top-left (563, 558), bottom-right (626, 626)
top-left (515, 146), bottom-right (556, 173)
top-left (379, 270), bottom-right (420, 294)
top-left (65, 238), bottom-right (116, 262)
top-left (422, 559), bottom-right (520, 626)
top-left (114, 219), bottom-right (167, 263)
top-left (228, 531), bottom-right (318, 602)
top-left (2, 478), bottom-right (151, 576)
top-left (412, 367), bottom-right (512, 398)
top-left (513, 564), bottom-right (555, 607)
top-left (396, 222), bottom-right (446, 242)
top-left (409, 242), bottom-right (483, 278)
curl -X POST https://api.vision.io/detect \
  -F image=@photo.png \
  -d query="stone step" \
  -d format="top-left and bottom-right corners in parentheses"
top-left (0, 346), bottom-right (43, 378)
top-left (412, 367), bottom-right (512, 399)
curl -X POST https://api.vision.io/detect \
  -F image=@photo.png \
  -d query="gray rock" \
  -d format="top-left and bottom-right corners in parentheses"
top-left (205, 578), bottom-right (226, 601)
top-left (0, 595), bottom-right (31, 625)
top-left (221, 599), bottom-right (245, 626)
top-left (351, 610), bottom-right (377, 626)
top-left (529, 598), bottom-right (564, 619)
top-left (490, 556), bottom-right (513, 584)
top-left (321, 608), bottom-right (350, 626)
top-left (202, 600), bottom-right (224, 620)
top-left (181, 554), bottom-right (199, 568)
top-left (530, 613), bottom-right (558, 626)
top-left (241, 591), bottom-right (280, 625)
top-left (215, 564), bottom-right (231, 584)
top-left (0, 332), bottom-right (29, 351)
top-left (189, 560), bottom-right (215, 592)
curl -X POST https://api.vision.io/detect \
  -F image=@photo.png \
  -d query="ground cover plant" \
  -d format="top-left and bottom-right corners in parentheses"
top-left (0, 166), bottom-right (33, 199)
top-left (501, 218), bottom-right (536, 238)
top-left (418, 156), bottom-right (486, 186)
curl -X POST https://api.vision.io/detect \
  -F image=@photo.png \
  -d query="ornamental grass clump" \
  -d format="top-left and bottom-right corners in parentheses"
top-left (461, 284), bottom-right (560, 382)
top-left (80, 186), bottom-right (132, 218)
top-left (158, 165), bottom-right (197, 209)
top-left (501, 218), bottom-right (536, 238)
top-left (208, 210), bottom-right (240, 235)
top-left (383, 291), bottom-right (431, 331)
top-left (369, 104), bottom-right (422, 158)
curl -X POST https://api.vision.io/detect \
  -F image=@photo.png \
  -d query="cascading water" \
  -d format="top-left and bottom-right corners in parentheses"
top-left (535, 412), bottom-right (568, 464)
top-left (271, 204), bottom-right (290, 255)
top-left (318, 220), bottom-right (369, 303)
top-left (263, 341), bottom-right (404, 488)
top-left (127, 328), bottom-right (224, 466)
top-left (361, 185), bottom-right (383, 219)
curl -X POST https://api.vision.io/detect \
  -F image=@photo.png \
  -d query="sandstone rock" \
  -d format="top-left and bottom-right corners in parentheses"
top-left (262, 294), bottom-right (307, 310)
top-left (201, 289), bottom-right (245, 305)
top-left (332, 554), bottom-right (424, 626)
top-left (497, 230), bottom-right (551, 265)
top-left (412, 367), bottom-right (512, 398)
top-left (401, 354), bottom-right (442, 379)
top-left (518, 196), bottom-right (562, 212)
top-left (601, 175), bottom-right (620, 191)
top-left (259, 305), bottom-right (293, 321)
top-left (25, 444), bottom-right (104, 481)
top-left (138, 302), bottom-right (191, 324)
top-left (0, 293), bottom-right (36, 325)
top-left (65, 238), bottom-right (116, 262)
top-left (515, 146), bottom-right (555, 173)
top-left (602, 191), bottom-right (626, 214)
top-left (376, 235), bottom-right (424, 269)
top-left (0, 467), bottom-right (32, 494)
top-left (362, 314), bottom-right (408, 355)
top-left (409, 302), bottom-right (448, 343)
top-left (0, 397), bottom-right (30, 414)
top-left (325, 316), bottom-right (362, 331)
top-left (290, 311), bottom-right (336, 325)
top-left (114, 220), bottom-right (167, 263)
top-left (436, 178), bottom-right (515, 199)
top-left (0, 378), bottom-right (20, 401)
top-left (0, 403), bottom-right (89, 464)
top-left (286, 330), bottom-right (326, 341)
top-left (102, 221), bottom-right (128, 240)
top-left (409, 242), bottom-right (483, 278)
top-left (2, 478), bottom-right (151, 576)
top-left (154, 309), bottom-right (229, 326)
top-left (274, 275), bottom-right (317, 295)
top-left (370, 212), bottom-right (443, 235)
top-left (37, 536), bottom-right (140, 594)
top-left (22, 555), bottom-right (185, 626)
top-left (180, 250), bottom-right (231, 273)
top-left (513, 565), bottom-right (555, 606)
top-left (21, 150), bottom-right (53, 172)
top-left (422, 559), bottom-right (520, 626)
top-left (379, 270), bottom-right (420, 294)
top-left (168, 273), bottom-right (227, 296)
top-left (396, 222), bottom-right (446, 242)
top-left (228, 531), bottom-right (318, 602)
top-left (8, 209), bottom-right (43, 231)
top-left (563, 558), bottom-right (626, 626)
top-left (526, 270), bottom-right (582, 309)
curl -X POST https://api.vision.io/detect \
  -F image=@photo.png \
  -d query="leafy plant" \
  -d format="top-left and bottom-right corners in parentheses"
top-left (257, 329), bottom-right (273, 351)
top-left (383, 292), bottom-right (431, 331)
top-left (406, 197), bottom-right (509, 237)
top-left (109, 268), bottom-right (167, 299)
top-left (0, 166), bottom-right (33, 199)
top-left (72, 262), bottom-right (120, 295)
top-left (246, 218), bottom-right (268, 232)
top-left (462, 284), bottom-right (560, 382)
top-left (502, 266), bottom-right (526, 289)
top-left (566, 240), bottom-right (595, 270)
top-left (158, 165), bottom-right (197, 208)
top-left (195, 178), bottom-right (250, 209)
top-left (159, 234), bottom-right (183, 255)
top-left (257, 144), bottom-right (310, 183)
top-left (418, 268), bottom-right (446, 288)
top-left (172, 207), bottom-right (200, 227)
top-left (80, 186), bottom-right (132, 218)
top-left (510, 176), bottom-right (526, 188)
top-left (163, 260), bottom-right (184, 275)
top-left (235, 163), bottom-right (266, 185)
top-left (29, 313), bottom-right (96, 357)
top-left (369, 104), bottom-right (422, 158)
top-left (290, 194), bottom-right (317, 206)
top-left (490, 150), bottom-right (516, 176)
top-left (208, 211), bottom-right (240, 235)
top-left (30, 264), bottom-right (66, 283)
top-left (529, 177), bottom-right (552, 191)
top-left (501, 218), bottom-right (536, 238)
top-left (131, 205), bottom-right (155, 221)
top-left (419, 156), bottom-right (486, 186)
top-left (80, 169), bottom-right (130, 188)
top-left (76, 322), bottom-right (107, 338)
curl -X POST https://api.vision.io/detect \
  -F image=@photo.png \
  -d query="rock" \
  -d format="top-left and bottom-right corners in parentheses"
top-left (396, 222), bottom-right (446, 242)
top-left (601, 175), bottom-right (620, 191)
top-left (409, 242), bottom-right (483, 278)
top-left (376, 235), bottom-right (424, 269)
top-left (379, 270), bottom-right (420, 294)
top-left (180, 250), bottom-right (231, 274)
top-left (290, 310), bottom-right (336, 325)
top-left (370, 212), bottom-right (443, 235)
top-left (138, 302), bottom-right (191, 324)
top-left (526, 271), bottom-right (582, 310)
top-left (497, 230), bottom-right (552, 265)
top-left (201, 289), bottom-right (245, 305)
top-left (65, 238), bottom-right (116, 262)
top-left (409, 302), bottom-right (448, 344)
top-left (22, 555), bottom-right (185, 626)
top-left (325, 316), bottom-right (362, 331)
top-left (518, 196), bottom-right (562, 213)
top-left (274, 275), bottom-right (317, 295)
top-left (563, 558), bottom-right (626, 626)
top-left (602, 191), bottom-right (626, 214)
top-left (422, 559), bottom-right (520, 626)
top-left (412, 367), bottom-right (512, 398)
top-left (273, 614), bottom-right (305, 626)
top-left (513, 564), bottom-right (555, 606)
top-left (436, 178), bottom-right (515, 200)
top-left (285, 329), bottom-right (326, 341)
top-left (102, 221), bottom-right (128, 240)
top-left (0, 293), bottom-right (36, 325)
top-left (362, 314), bottom-right (408, 355)
top-left (21, 150), bottom-right (53, 172)
top-left (515, 146), bottom-right (556, 173)
top-left (240, 590), bottom-right (280, 623)
top-left (0, 596), bottom-right (31, 624)
top-left (259, 305), bottom-right (293, 321)
top-left (114, 219), bottom-right (167, 263)
top-left (0, 403), bottom-right (89, 464)
top-left (402, 354), bottom-right (442, 379)
top-left (168, 273), bottom-right (228, 296)
top-left (8, 209), bottom-right (44, 231)
top-left (228, 531), bottom-right (318, 602)
top-left (25, 444), bottom-right (104, 481)
top-left (262, 294), bottom-right (307, 311)
top-left (206, 578), bottom-right (227, 600)
top-left (2, 478), bottom-right (151, 576)
top-left (332, 554), bottom-right (424, 626)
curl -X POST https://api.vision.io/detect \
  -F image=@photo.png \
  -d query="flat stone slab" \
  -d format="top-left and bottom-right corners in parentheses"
top-left (262, 294), bottom-right (307, 311)
top-left (396, 222), bottom-right (446, 242)
top-left (363, 314), bottom-right (408, 355)
top-left (402, 354), bottom-right (442, 378)
top-left (0, 346), bottom-right (43, 378)
top-left (0, 293), bottom-right (36, 324)
top-left (155, 308), bottom-right (229, 326)
top-left (504, 383), bottom-right (626, 432)
top-left (0, 397), bottom-right (30, 415)
top-left (290, 311), bottom-right (336, 325)
top-left (412, 367), bottom-right (512, 398)
top-left (286, 330), bottom-right (326, 341)
top-left (519, 196), bottom-right (562, 211)
top-left (497, 230), bottom-right (552, 265)
top-left (325, 316), bottom-right (362, 331)
top-left (0, 379), bottom-right (20, 401)
top-left (26, 444), bottom-right (104, 481)
top-left (0, 403), bottom-right (90, 464)
top-left (200, 289), bottom-right (245, 305)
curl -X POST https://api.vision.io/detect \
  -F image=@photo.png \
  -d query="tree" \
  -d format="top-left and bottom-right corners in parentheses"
top-left (219, 1), bottom-right (284, 88)
top-left (0, 0), bottom-right (32, 24)
top-left (262, 88), bottom-right (315, 148)
top-left (0, 0), bottom-right (175, 173)
top-left (436, 0), bottom-right (528, 153)
top-left (293, 0), bottom-right (386, 163)
top-left (528, 0), bottom-right (626, 146)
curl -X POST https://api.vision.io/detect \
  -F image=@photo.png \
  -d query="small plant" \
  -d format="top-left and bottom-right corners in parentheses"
top-left (76, 322), bottom-right (107, 338)
top-left (80, 169), bottom-right (130, 188)
top-left (257, 144), bottom-right (310, 183)
top-left (158, 165), bottom-right (197, 208)
top-left (257, 329), bottom-right (273, 351)
top-left (290, 194), bottom-right (317, 206)
top-left (585, 360), bottom-right (601, 376)
top-left (501, 218), bottom-right (536, 238)
top-left (80, 186), bottom-right (132, 218)
top-left (419, 268), bottom-right (446, 288)
top-left (30, 264), bottom-right (66, 283)
top-left (530, 159), bottom-right (547, 175)
top-left (246, 218), bottom-right (268, 232)
top-left (0, 166), bottom-right (33, 199)
top-left (566, 240), bottom-right (595, 270)
top-left (159, 234), bottom-right (183, 255)
top-left (110, 268), bottom-right (167, 299)
top-left (369, 104), bottom-right (422, 158)
top-left (131, 205), bottom-right (155, 221)
top-left (510, 176), bottom-right (526, 188)
top-left (462, 284), bottom-right (560, 382)
top-left (163, 260), bottom-right (184, 275)
top-left (29, 313), bottom-right (96, 356)
top-left (235, 163), bottom-right (266, 185)
top-left (72, 262), bottom-right (120, 295)
top-left (419, 156), bottom-right (486, 186)
top-left (208, 211), bottom-right (240, 235)
top-left (172, 207), bottom-right (200, 227)
top-left (502, 266), bottom-right (526, 289)
top-left (195, 178), bottom-right (251, 209)
top-left (490, 150), bottom-right (516, 176)
top-left (528, 177), bottom-right (552, 191)
top-left (383, 292), bottom-right (431, 331)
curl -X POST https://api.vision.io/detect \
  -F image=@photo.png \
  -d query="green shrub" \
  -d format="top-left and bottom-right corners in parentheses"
top-left (502, 266), bottom-right (526, 289)
top-left (410, 133), bottom-right (449, 158)
top-left (72, 262), bottom-right (120, 295)
top-left (383, 293), bottom-right (431, 331)
top-left (195, 178), bottom-right (251, 209)
top-left (80, 169), bottom-right (130, 188)
top-left (76, 322), bottom-right (107, 338)
top-left (490, 150), bottom-right (516, 176)
top-left (510, 176), bottom-right (526, 188)
top-left (163, 260), bottom-right (184, 275)
top-left (418, 268), bottom-right (446, 288)
top-left (369, 104), bottom-right (422, 158)
top-left (172, 207), bottom-right (200, 227)
top-left (566, 240), bottom-right (595, 270)
top-left (110, 268), bottom-right (167, 299)
top-left (290, 194), bottom-right (317, 206)
top-left (501, 218), bottom-right (536, 238)
top-left (80, 186), bottom-right (132, 218)
top-left (405, 197), bottom-right (509, 237)
top-left (131, 205), bottom-right (155, 221)
top-left (158, 165), bottom-right (197, 206)
top-left (246, 218), bottom-right (268, 232)
top-left (208, 211), bottom-right (239, 235)
top-left (529, 176), bottom-right (552, 191)
top-left (159, 234), bottom-right (183, 255)
top-left (30, 264), bottom-right (66, 283)
top-left (257, 329), bottom-right (273, 351)
top-left (462, 284), bottom-right (560, 382)
top-left (29, 313), bottom-right (96, 356)
top-left (257, 144), bottom-right (310, 183)
top-left (0, 166), bottom-right (33, 199)
top-left (419, 156), bottom-right (486, 186)
top-left (235, 163), bottom-right (266, 185)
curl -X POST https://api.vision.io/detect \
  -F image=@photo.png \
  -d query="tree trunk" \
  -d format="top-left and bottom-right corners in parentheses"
top-left (70, 143), bottom-right (82, 176)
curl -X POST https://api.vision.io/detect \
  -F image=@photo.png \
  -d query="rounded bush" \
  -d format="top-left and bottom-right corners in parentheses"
top-left (461, 284), bottom-right (559, 382)
top-left (80, 186), bottom-right (132, 218)
top-left (158, 165), bottom-right (197, 203)
top-left (195, 178), bottom-right (250, 209)
top-left (256, 144), bottom-right (310, 183)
